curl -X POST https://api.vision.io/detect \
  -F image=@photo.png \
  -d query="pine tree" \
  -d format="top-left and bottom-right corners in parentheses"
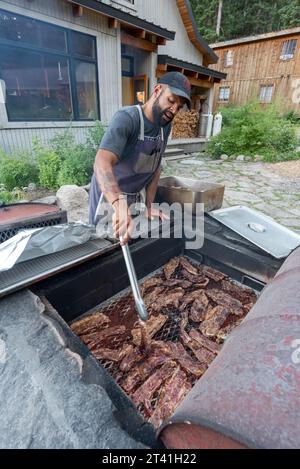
top-left (190, 0), bottom-right (300, 42)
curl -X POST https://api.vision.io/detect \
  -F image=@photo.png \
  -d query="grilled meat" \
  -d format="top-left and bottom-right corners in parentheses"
top-left (93, 343), bottom-right (133, 362)
top-left (149, 367), bottom-right (192, 429)
top-left (131, 314), bottom-right (168, 346)
top-left (140, 276), bottom-right (163, 295)
top-left (189, 293), bottom-right (210, 323)
top-left (180, 290), bottom-right (208, 310)
top-left (163, 279), bottom-right (193, 289)
top-left (163, 257), bottom-right (180, 279)
top-left (70, 312), bottom-right (110, 336)
top-left (120, 347), bottom-right (144, 372)
top-left (221, 280), bottom-right (257, 304)
top-left (72, 256), bottom-right (257, 427)
top-left (151, 288), bottom-right (185, 312)
top-left (144, 286), bottom-right (165, 308)
top-left (200, 306), bottom-right (231, 338)
top-left (215, 319), bottom-right (243, 343)
top-left (131, 361), bottom-right (177, 415)
top-left (179, 257), bottom-right (199, 275)
top-left (206, 288), bottom-right (244, 316)
top-left (82, 325), bottom-right (127, 350)
top-left (200, 266), bottom-right (226, 282)
top-left (189, 329), bottom-right (221, 354)
top-left (180, 329), bottom-right (216, 364)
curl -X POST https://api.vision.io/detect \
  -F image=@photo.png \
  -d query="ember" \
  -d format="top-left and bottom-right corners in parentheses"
top-left (70, 256), bottom-right (257, 428)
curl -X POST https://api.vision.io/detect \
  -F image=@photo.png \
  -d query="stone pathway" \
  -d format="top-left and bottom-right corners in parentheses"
top-left (162, 154), bottom-right (300, 234)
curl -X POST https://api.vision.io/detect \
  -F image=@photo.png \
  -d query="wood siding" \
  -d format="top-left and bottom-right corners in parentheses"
top-left (211, 33), bottom-right (300, 112)
top-left (136, 0), bottom-right (203, 65)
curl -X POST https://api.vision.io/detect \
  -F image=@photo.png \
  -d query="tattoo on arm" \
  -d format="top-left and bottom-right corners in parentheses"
top-left (98, 169), bottom-right (120, 195)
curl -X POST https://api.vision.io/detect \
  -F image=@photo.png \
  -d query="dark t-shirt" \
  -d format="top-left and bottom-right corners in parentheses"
top-left (99, 105), bottom-right (172, 160)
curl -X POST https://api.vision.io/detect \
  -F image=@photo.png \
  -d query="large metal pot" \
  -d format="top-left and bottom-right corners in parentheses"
top-left (157, 176), bottom-right (224, 213)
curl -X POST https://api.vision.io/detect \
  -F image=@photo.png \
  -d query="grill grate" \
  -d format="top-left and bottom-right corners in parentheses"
top-left (0, 218), bottom-right (64, 243)
top-left (72, 257), bottom-right (258, 427)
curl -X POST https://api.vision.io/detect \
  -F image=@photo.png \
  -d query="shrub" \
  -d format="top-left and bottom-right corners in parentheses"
top-left (0, 149), bottom-right (39, 190)
top-left (57, 146), bottom-right (92, 186)
top-left (86, 120), bottom-right (105, 152)
top-left (208, 102), bottom-right (298, 162)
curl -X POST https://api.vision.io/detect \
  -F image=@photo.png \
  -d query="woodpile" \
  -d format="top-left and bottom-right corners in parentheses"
top-left (172, 110), bottom-right (199, 139)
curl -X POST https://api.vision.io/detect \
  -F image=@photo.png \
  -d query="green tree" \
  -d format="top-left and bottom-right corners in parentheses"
top-left (190, 0), bottom-right (300, 42)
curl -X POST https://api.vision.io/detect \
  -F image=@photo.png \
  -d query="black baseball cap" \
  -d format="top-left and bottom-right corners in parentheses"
top-left (158, 72), bottom-right (191, 109)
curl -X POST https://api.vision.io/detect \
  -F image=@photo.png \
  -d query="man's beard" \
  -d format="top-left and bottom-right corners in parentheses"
top-left (152, 95), bottom-right (174, 127)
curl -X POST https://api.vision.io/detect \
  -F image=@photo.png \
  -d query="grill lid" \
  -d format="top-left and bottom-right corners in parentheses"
top-left (209, 205), bottom-right (300, 259)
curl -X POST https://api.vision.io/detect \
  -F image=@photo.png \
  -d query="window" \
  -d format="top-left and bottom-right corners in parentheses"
top-left (218, 87), bottom-right (230, 102)
top-left (259, 85), bottom-right (273, 103)
top-left (224, 50), bottom-right (233, 67)
top-left (0, 9), bottom-right (99, 121)
top-left (280, 39), bottom-right (297, 60)
top-left (121, 55), bottom-right (134, 77)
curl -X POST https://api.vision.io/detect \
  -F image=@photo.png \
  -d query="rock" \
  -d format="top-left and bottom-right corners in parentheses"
top-left (22, 187), bottom-right (28, 192)
top-left (82, 183), bottom-right (91, 192)
top-left (180, 159), bottom-right (204, 166)
top-left (0, 290), bottom-right (148, 449)
top-left (28, 183), bottom-right (37, 192)
top-left (245, 156), bottom-right (252, 162)
top-left (254, 155), bottom-right (263, 162)
top-left (236, 155), bottom-right (245, 162)
top-left (220, 154), bottom-right (229, 160)
top-left (56, 185), bottom-right (89, 223)
top-left (33, 196), bottom-right (57, 205)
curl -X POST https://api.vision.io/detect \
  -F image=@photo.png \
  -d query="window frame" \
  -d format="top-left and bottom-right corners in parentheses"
top-left (218, 86), bottom-right (230, 102)
top-left (224, 50), bottom-right (234, 67)
top-left (280, 39), bottom-right (297, 61)
top-left (259, 84), bottom-right (274, 103)
top-left (0, 8), bottom-right (100, 122)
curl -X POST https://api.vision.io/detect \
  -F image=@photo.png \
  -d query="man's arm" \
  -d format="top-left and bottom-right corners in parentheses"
top-left (146, 166), bottom-right (161, 209)
top-left (94, 149), bottom-right (132, 244)
top-left (145, 166), bottom-right (169, 221)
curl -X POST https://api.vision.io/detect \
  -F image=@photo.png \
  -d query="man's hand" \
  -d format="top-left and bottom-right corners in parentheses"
top-left (145, 206), bottom-right (169, 222)
top-left (112, 197), bottom-right (133, 245)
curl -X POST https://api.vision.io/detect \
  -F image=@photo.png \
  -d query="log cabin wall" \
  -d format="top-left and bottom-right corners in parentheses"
top-left (210, 29), bottom-right (300, 113)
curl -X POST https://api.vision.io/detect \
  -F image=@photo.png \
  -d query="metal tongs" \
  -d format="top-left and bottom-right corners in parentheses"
top-left (120, 237), bottom-right (148, 322)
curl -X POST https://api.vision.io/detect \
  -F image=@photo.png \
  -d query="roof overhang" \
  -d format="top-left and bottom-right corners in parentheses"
top-left (67, 0), bottom-right (175, 41)
top-left (210, 26), bottom-right (300, 49)
top-left (176, 0), bottom-right (219, 65)
top-left (157, 55), bottom-right (227, 84)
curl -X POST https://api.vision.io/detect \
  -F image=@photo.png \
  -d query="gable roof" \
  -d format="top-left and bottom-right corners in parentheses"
top-left (211, 26), bottom-right (300, 49)
top-left (176, 0), bottom-right (218, 64)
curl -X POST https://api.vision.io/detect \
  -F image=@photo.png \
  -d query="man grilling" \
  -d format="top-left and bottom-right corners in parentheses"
top-left (89, 72), bottom-right (191, 245)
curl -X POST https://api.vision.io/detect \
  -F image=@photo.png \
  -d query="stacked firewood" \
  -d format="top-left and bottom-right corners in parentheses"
top-left (172, 109), bottom-right (199, 139)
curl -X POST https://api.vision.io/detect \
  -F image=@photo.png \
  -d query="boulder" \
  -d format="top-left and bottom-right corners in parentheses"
top-left (220, 154), bottom-right (229, 161)
top-left (56, 185), bottom-right (89, 223)
top-left (236, 155), bottom-right (245, 162)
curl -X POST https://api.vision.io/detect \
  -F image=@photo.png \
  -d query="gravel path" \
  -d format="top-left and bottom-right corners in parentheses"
top-left (162, 154), bottom-right (300, 234)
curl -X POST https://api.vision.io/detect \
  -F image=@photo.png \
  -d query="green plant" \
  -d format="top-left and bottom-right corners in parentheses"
top-left (86, 120), bottom-right (105, 152)
top-left (0, 149), bottom-right (39, 191)
top-left (57, 146), bottom-right (91, 186)
top-left (208, 101), bottom-right (298, 162)
top-left (282, 110), bottom-right (300, 124)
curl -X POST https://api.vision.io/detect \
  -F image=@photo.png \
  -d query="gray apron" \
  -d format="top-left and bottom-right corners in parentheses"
top-left (89, 105), bottom-right (164, 224)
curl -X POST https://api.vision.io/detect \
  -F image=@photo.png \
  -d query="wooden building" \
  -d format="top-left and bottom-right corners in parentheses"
top-left (210, 27), bottom-right (300, 113)
top-left (0, 0), bottom-right (226, 153)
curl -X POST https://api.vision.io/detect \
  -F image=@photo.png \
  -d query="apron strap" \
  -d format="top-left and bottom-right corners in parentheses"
top-left (136, 105), bottom-right (144, 141)
top-left (136, 104), bottom-right (164, 142)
